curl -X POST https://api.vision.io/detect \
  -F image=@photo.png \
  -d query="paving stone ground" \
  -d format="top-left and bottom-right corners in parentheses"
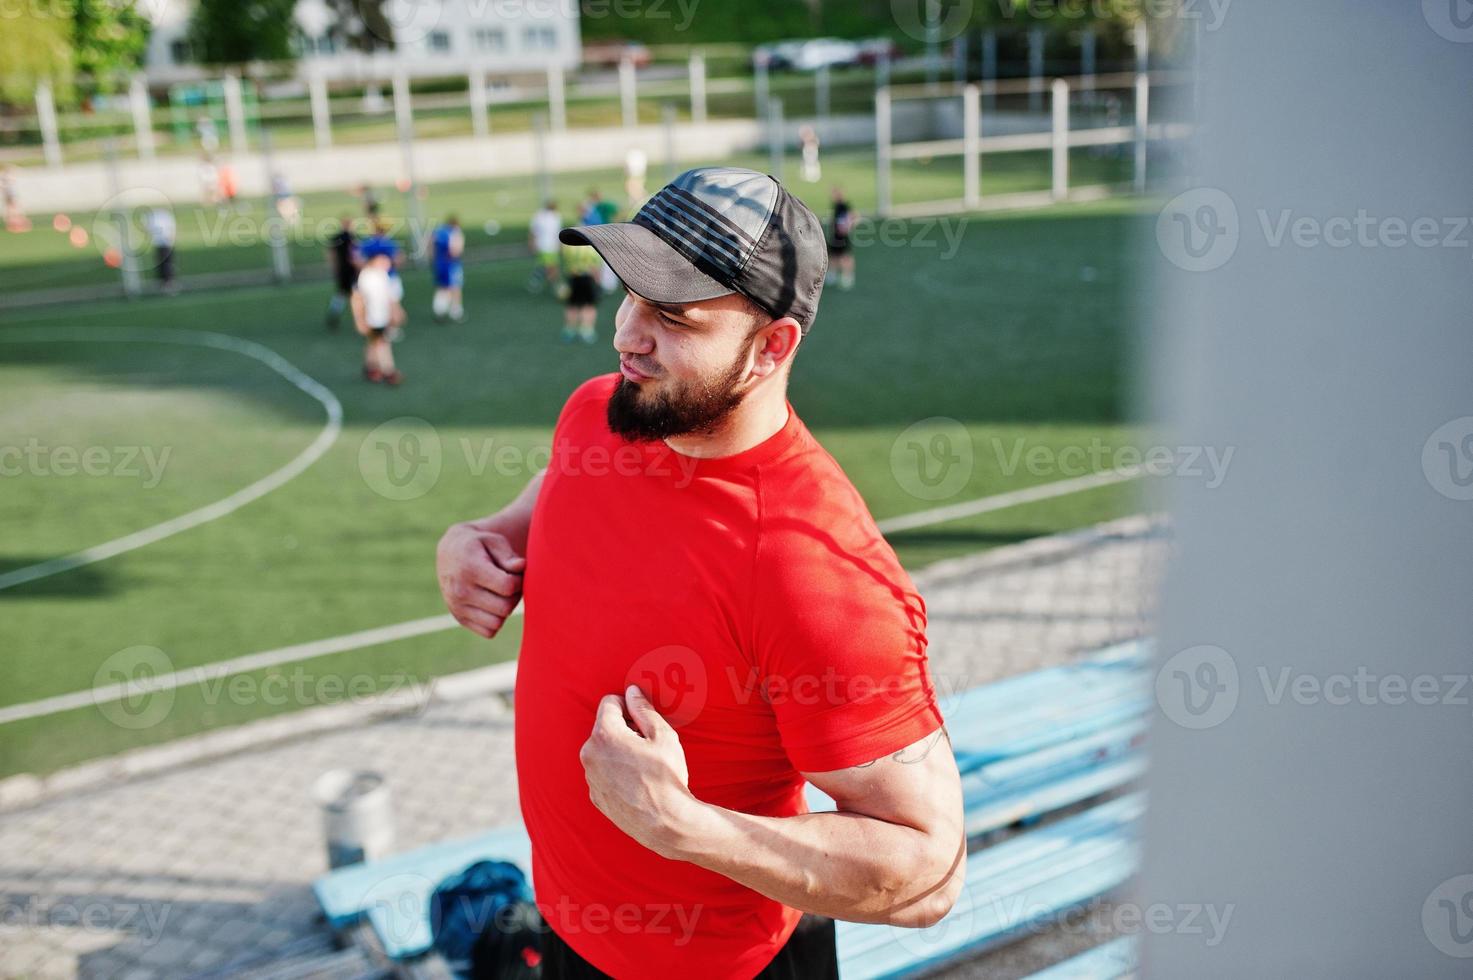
top-left (0, 516), bottom-right (1167, 980)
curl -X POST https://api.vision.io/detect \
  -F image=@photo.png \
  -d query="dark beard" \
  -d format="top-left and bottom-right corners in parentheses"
top-left (606, 355), bottom-right (748, 441)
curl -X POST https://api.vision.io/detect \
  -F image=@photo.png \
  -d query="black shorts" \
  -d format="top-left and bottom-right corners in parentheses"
top-left (538, 912), bottom-right (838, 980)
top-left (828, 239), bottom-right (851, 257)
top-left (567, 274), bottom-right (599, 308)
top-left (336, 269), bottom-right (358, 293)
top-left (368, 326), bottom-right (388, 339)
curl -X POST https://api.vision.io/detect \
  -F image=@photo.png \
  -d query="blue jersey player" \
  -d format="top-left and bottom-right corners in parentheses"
top-left (431, 215), bottom-right (466, 323)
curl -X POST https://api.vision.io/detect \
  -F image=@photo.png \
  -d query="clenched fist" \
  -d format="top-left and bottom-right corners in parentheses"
top-left (436, 522), bottom-right (526, 638)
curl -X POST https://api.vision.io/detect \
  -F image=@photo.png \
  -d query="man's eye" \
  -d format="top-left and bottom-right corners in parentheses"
top-left (657, 311), bottom-right (682, 327)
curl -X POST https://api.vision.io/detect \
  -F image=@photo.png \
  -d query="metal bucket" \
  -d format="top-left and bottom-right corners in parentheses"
top-left (313, 768), bottom-right (395, 869)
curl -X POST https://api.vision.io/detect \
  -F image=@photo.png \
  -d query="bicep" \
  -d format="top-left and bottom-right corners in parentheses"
top-left (802, 726), bottom-right (962, 835)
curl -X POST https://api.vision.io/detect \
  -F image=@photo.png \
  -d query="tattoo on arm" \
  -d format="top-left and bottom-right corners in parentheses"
top-left (849, 726), bottom-right (951, 769)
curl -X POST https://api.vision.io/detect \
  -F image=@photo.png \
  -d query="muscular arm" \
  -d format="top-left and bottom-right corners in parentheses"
top-left (675, 728), bottom-right (965, 926)
top-left (582, 690), bottom-right (966, 928)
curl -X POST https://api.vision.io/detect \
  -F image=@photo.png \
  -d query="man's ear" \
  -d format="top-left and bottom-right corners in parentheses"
top-left (751, 317), bottom-right (802, 379)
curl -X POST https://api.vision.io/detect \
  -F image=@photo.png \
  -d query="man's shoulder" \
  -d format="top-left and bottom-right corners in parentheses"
top-left (757, 429), bottom-right (886, 554)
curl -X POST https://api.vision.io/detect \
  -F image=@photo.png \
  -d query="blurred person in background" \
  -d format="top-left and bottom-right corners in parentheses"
top-left (529, 200), bottom-right (562, 291)
top-left (800, 125), bottom-right (822, 183)
top-left (827, 187), bottom-right (857, 291)
top-left (352, 251), bottom-right (404, 385)
top-left (2, 166), bottom-right (28, 232)
top-left (216, 161), bottom-right (238, 213)
top-left (144, 206), bottom-right (178, 296)
top-left (271, 171), bottom-right (301, 226)
top-left (197, 155), bottom-right (218, 209)
top-left (325, 216), bottom-right (359, 330)
top-left (431, 215), bottom-right (467, 323)
top-left (559, 240), bottom-right (601, 343)
top-left (358, 221), bottom-right (406, 334)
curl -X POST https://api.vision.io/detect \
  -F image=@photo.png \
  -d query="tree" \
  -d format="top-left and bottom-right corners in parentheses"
top-left (189, 0), bottom-right (300, 66)
top-left (0, 9), bottom-right (73, 107)
top-left (73, 0), bottom-right (153, 93)
top-left (324, 0), bottom-right (397, 53)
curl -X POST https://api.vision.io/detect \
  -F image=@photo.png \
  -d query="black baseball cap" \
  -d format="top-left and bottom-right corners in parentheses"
top-left (559, 167), bottom-right (829, 332)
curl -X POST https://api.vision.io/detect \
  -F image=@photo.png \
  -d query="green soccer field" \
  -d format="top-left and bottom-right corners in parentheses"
top-left (0, 188), bottom-right (1154, 780)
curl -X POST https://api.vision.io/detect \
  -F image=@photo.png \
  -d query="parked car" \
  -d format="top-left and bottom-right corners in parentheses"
top-left (753, 38), bottom-right (859, 72)
top-left (582, 40), bottom-right (652, 69)
top-left (789, 38), bottom-right (861, 71)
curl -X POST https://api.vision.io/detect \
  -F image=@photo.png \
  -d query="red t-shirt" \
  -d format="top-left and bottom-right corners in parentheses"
top-left (514, 375), bottom-right (942, 979)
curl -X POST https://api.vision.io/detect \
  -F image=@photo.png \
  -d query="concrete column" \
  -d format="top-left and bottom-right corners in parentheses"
top-left (469, 68), bottom-right (489, 139)
top-left (130, 75), bottom-right (155, 160)
top-left (1029, 27), bottom-right (1045, 113)
top-left (392, 71), bottom-right (413, 139)
top-left (546, 62), bottom-right (566, 133)
top-left (689, 51), bottom-right (706, 124)
top-left (35, 81), bottom-right (62, 168)
top-left (619, 55), bottom-right (637, 129)
top-left (1050, 78), bottom-right (1068, 201)
top-left (875, 87), bottom-right (891, 218)
top-left (963, 83), bottom-right (981, 208)
top-left (223, 71), bottom-right (248, 153)
top-left (310, 73), bottom-right (332, 149)
top-left (1133, 72), bottom-right (1149, 193)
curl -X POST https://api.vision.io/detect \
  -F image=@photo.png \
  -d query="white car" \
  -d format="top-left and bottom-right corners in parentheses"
top-left (789, 38), bottom-right (861, 71)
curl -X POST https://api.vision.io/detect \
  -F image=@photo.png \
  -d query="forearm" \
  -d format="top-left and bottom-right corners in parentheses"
top-left (464, 469), bottom-right (545, 554)
top-left (671, 800), bottom-right (962, 927)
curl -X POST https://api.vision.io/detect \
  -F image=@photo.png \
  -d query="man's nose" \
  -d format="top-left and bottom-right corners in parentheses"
top-left (612, 297), bottom-right (654, 354)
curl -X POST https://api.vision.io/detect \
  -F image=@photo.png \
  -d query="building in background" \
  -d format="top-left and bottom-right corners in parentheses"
top-left (143, 0), bottom-right (581, 82)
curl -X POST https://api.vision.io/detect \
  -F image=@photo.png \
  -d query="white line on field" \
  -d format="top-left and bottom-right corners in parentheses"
top-left (0, 328), bottom-right (343, 592)
top-left (0, 464), bottom-right (1140, 725)
top-left (875, 465), bottom-right (1142, 534)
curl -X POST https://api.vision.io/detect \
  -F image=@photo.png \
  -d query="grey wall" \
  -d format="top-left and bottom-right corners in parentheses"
top-left (1138, 2), bottom-right (1473, 977)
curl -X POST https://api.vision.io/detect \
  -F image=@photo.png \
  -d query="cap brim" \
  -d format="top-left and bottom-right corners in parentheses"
top-left (559, 223), bottom-right (734, 305)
